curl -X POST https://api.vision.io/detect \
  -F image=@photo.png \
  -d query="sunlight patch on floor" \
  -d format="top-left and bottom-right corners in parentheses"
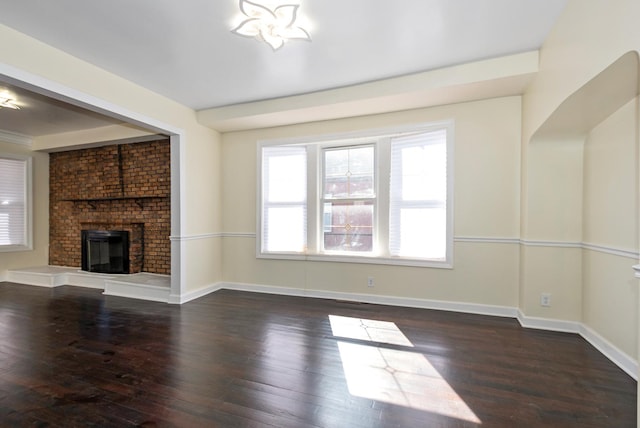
top-left (329, 314), bottom-right (413, 347)
top-left (330, 315), bottom-right (481, 424)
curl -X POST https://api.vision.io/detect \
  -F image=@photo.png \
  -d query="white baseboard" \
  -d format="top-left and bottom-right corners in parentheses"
top-left (516, 309), bottom-right (581, 333)
top-left (580, 324), bottom-right (638, 380)
top-left (6, 270), bottom-right (68, 287)
top-left (222, 282), bottom-right (518, 318)
top-left (517, 309), bottom-right (637, 380)
top-left (169, 282), bottom-right (224, 304)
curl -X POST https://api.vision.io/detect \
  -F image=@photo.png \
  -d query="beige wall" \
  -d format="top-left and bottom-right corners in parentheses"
top-left (583, 99), bottom-right (638, 251)
top-left (0, 140), bottom-right (49, 277)
top-left (521, 0), bottom-right (640, 382)
top-left (523, 0), bottom-right (640, 143)
top-left (0, 24), bottom-right (223, 292)
top-left (582, 99), bottom-right (638, 359)
top-left (222, 97), bottom-right (521, 307)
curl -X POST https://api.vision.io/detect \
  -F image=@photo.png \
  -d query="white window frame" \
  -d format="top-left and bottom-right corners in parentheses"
top-left (257, 121), bottom-right (454, 268)
top-left (0, 154), bottom-right (33, 252)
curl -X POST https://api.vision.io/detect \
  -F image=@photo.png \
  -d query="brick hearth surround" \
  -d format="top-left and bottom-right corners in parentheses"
top-left (49, 139), bottom-right (170, 274)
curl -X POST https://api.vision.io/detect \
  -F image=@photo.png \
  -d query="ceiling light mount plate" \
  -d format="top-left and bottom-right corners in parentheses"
top-left (231, 0), bottom-right (311, 50)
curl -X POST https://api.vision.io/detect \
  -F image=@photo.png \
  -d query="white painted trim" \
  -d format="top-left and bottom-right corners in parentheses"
top-left (0, 130), bottom-right (32, 146)
top-left (522, 239), bottom-right (639, 259)
top-left (222, 232), bottom-right (256, 238)
top-left (170, 233), bottom-right (223, 241)
top-left (170, 133), bottom-right (185, 303)
top-left (222, 281), bottom-right (518, 318)
top-left (633, 264), bottom-right (640, 278)
top-left (580, 324), bottom-right (638, 380)
top-left (520, 239), bottom-right (583, 248)
top-left (169, 282), bottom-right (224, 304)
top-left (454, 237), bottom-right (520, 244)
top-left (582, 242), bottom-right (639, 259)
top-left (516, 309), bottom-right (580, 333)
top-left (517, 310), bottom-right (637, 381)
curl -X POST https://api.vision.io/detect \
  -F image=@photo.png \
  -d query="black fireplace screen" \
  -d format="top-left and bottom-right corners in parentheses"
top-left (81, 230), bottom-right (130, 274)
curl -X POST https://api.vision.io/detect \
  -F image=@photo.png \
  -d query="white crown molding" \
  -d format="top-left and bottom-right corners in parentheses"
top-left (0, 129), bottom-right (33, 146)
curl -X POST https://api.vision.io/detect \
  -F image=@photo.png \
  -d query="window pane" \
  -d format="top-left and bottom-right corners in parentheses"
top-left (392, 208), bottom-right (446, 259)
top-left (323, 201), bottom-right (373, 252)
top-left (324, 146), bottom-right (374, 199)
top-left (389, 129), bottom-right (448, 259)
top-left (264, 207), bottom-right (306, 252)
top-left (262, 146), bottom-right (307, 253)
top-left (0, 157), bottom-right (27, 247)
top-left (400, 143), bottom-right (446, 201)
top-left (265, 150), bottom-right (306, 203)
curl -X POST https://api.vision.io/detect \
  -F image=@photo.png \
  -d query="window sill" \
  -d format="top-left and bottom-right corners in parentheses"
top-left (257, 252), bottom-right (452, 269)
top-left (0, 244), bottom-right (33, 253)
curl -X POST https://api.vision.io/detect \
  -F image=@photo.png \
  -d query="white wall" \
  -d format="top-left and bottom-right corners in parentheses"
top-left (222, 96), bottom-right (522, 309)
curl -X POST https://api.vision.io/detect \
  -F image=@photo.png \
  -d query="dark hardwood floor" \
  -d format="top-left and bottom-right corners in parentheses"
top-left (0, 282), bottom-right (635, 427)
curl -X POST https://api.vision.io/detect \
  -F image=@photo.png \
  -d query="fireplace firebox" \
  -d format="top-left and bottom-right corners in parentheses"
top-left (81, 230), bottom-right (130, 274)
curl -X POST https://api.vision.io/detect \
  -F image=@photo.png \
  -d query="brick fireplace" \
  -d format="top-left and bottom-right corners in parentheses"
top-left (49, 139), bottom-right (171, 275)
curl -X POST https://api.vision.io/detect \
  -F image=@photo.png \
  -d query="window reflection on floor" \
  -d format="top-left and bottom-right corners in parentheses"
top-left (329, 315), bottom-right (481, 424)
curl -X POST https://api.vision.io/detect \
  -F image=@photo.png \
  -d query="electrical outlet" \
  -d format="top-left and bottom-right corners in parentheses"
top-left (540, 293), bottom-right (551, 307)
top-left (367, 277), bottom-right (374, 287)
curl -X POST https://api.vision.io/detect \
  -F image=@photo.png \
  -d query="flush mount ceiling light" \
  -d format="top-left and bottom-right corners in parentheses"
top-left (231, 0), bottom-right (311, 50)
top-left (0, 96), bottom-right (19, 110)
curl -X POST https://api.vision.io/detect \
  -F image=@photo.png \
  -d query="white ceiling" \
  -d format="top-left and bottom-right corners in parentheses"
top-left (0, 0), bottom-right (567, 136)
top-left (0, 83), bottom-right (123, 138)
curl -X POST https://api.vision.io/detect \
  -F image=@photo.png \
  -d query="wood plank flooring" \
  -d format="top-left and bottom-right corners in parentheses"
top-left (0, 282), bottom-right (635, 427)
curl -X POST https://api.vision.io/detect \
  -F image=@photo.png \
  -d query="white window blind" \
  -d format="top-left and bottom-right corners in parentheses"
top-left (0, 157), bottom-right (28, 247)
top-left (389, 129), bottom-right (447, 259)
top-left (261, 145), bottom-right (307, 252)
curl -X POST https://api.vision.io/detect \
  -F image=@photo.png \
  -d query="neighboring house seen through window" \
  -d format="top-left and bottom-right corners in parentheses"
top-left (259, 121), bottom-right (453, 267)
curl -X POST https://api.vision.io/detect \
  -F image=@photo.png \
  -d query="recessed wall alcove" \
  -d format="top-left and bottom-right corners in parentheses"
top-left (521, 51), bottom-right (640, 372)
top-left (49, 138), bottom-right (171, 275)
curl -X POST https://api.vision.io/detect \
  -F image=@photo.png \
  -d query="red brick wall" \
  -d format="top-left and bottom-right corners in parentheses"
top-left (49, 139), bottom-right (171, 274)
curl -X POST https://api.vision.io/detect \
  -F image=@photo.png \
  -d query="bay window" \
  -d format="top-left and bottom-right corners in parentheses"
top-left (258, 121), bottom-right (453, 267)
